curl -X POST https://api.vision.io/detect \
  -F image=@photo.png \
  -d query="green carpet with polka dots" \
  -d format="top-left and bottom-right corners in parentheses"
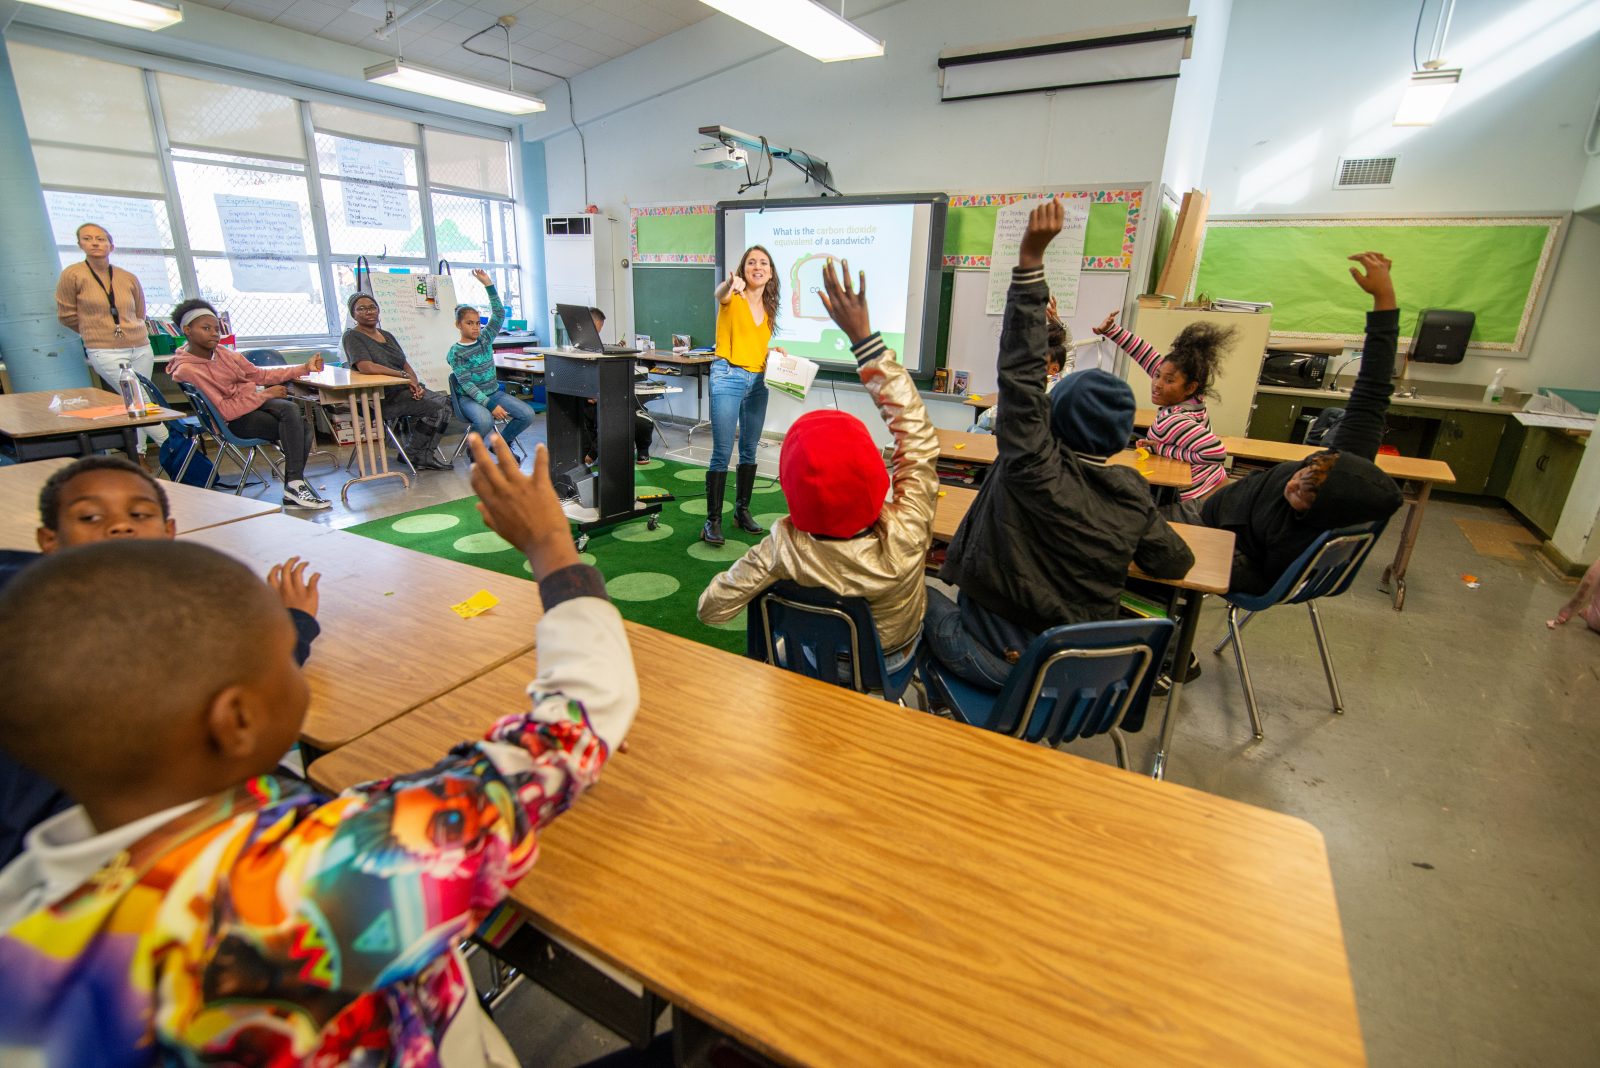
top-left (345, 457), bottom-right (787, 654)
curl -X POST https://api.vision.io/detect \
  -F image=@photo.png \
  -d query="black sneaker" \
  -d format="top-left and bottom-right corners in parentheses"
top-left (283, 480), bottom-right (331, 511)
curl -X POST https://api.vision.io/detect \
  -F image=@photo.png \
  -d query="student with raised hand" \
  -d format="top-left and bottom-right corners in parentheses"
top-left (1094, 310), bottom-right (1233, 520)
top-left (0, 433), bottom-right (637, 1065)
top-left (1199, 252), bottom-right (1404, 594)
top-left (448, 269), bottom-right (536, 450)
top-left (166, 298), bottom-right (329, 510)
top-left (0, 455), bottom-right (322, 869)
top-left (925, 199), bottom-right (1195, 691)
top-left (698, 259), bottom-right (940, 672)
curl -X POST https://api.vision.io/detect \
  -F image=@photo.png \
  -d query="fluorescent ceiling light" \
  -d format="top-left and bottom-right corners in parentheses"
top-left (698, 0), bottom-right (884, 62)
top-left (18, 0), bottom-right (183, 31)
top-left (1393, 68), bottom-right (1461, 126)
top-left (364, 60), bottom-right (545, 116)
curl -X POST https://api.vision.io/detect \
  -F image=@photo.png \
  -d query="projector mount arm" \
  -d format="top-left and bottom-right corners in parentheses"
top-left (698, 125), bottom-right (840, 195)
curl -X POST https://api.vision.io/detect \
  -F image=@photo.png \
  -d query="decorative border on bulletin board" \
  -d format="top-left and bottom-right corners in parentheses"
top-left (630, 203), bottom-right (717, 264)
top-left (944, 189), bottom-right (1143, 270)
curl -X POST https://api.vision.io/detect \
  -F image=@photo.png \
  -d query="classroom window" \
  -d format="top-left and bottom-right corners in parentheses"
top-left (13, 42), bottom-right (523, 345)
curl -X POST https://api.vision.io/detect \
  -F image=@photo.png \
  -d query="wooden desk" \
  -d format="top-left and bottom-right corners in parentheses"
top-left (299, 369), bottom-right (411, 504)
top-left (185, 513), bottom-right (544, 753)
top-left (935, 429), bottom-right (1193, 490)
top-left (963, 391), bottom-right (997, 412)
top-left (0, 388), bottom-right (180, 462)
top-left (0, 457), bottom-right (279, 550)
top-left (310, 621), bottom-right (1361, 1068)
top-left (931, 486), bottom-right (1231, 779)
top-left (493, 352), bottom-right (545, 372)
top-left (1219, 436), bottom-right (1456, 612)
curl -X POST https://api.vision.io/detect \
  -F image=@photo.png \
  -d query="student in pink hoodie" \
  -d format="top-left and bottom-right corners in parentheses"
top-left (166, 298), bottom-right (330, 510)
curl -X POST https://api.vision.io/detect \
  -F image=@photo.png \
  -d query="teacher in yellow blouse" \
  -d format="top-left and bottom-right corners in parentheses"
top-left (704, 244), bottom-right (785, 546)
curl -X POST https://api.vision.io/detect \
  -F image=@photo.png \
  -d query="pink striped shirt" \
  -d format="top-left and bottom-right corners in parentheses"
top-left (1106, 325), bottom-right (1228, 501)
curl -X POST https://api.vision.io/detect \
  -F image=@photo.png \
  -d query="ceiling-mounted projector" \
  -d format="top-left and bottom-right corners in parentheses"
top-left (694, 142), bottom-right (749, 170)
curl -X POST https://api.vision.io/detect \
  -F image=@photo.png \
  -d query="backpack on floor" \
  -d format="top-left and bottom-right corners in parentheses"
top-left (159, 431), bottom-right (214, 488)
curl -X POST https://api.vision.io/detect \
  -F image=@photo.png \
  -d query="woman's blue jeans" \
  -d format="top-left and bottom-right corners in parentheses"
top-left (708, 359), bottom-right (769, 471)
top-left (457, 388), bottom-right (535, 446)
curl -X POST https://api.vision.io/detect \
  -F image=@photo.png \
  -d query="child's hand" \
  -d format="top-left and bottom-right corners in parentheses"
top-left (818, 258), bottom-right (872, 344)
top-left (267, 556), bottom-right (321, 618)
top-left (469, 435), bottom-right (578, 580)
top-left (1348, 252), bottom-right (1396, 311)
top-left (1047, 294), bottom-right (1061, 323)
top-left (471, 269), bottom-right (493, 286)
top-left (1094, 311), bottom-right (1119, 335)
top-left (1136, 437), bottom-right (1156, 451)
top-left (1018, 199), bottom-right (1063, 269)
top-left (491, 404), bottom-right (509, 420)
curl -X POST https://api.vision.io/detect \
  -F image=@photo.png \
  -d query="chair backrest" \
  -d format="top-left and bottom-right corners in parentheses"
top-left (1262, 519), bottom-right (1387, 608)
top-left (986, 618), bottom-right (1175, 743)
top-left (446, 372), bottom-right (466, 418)
top-left (746, 580), bottom-right (890, 694)
top-left (240, 348), bottom-right (287, 367)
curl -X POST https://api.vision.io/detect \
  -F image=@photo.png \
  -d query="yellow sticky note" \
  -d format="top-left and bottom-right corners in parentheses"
top-left (967, 394), bottom-right (981, 401)
top-left (954, 442), bottom-right (966, 450)
top-left (452, 590), bottom-right (500, 619)
top-left (937, 490), bottom-right (947, 498)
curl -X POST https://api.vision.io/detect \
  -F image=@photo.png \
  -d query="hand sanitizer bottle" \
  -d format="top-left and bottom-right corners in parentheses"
top-left (1483, 368), bottom-right (1506, 404)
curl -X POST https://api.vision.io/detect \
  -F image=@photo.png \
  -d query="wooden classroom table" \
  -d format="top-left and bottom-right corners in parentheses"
top-left (309, 621), bottom-right (1361, 1068)
top-left (298, 368), bottom-right (410, 505)
top-left (0, 387), bottom-right (180, 462)
top-left (931, 485), bottom-right (1232, 779)
top-left (1219, 436), bottom-right (1456, 612)
top-left (935, 428), bottom-right (1192, 490)
top-left (0, 457), bottom-right (279, 550)
top-left (184, 513), bottom-right (544, 754)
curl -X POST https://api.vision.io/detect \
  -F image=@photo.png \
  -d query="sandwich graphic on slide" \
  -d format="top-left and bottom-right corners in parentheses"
top-left (789, 253), bottom-right (836, 321)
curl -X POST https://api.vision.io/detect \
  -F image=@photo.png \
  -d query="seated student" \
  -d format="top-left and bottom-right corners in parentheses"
top-left (925, 200), bottom-right (1195, 691)
top-left (1094, 311), bottom-right (1232, 521)
top-left (697, 259), bottom-right (938, 672)
top-left (166, 299), bottom-right (330, 511)
top-left (0, 455), bottom-right (321, 868)
top-left (582, 307), bottom-right (658, 465)
top-left (972, 317), bottom-right (1070, 434)
top-left (0, 433), bottom-right (637, 1064)
top-left (343, 291), bottom-right (453, 470)
top-left (448, 270), bottom-right (536, 449)
top-left (1200, 253), bottom-right (1404, 594)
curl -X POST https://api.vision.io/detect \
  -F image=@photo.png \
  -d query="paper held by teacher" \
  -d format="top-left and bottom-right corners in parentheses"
top-left (985, 197), bottom-right (1089, 316)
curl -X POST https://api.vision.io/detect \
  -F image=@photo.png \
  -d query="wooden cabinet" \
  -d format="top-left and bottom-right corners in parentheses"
top-left (1505, 427), bottom-right (1587, 537)
top-left (1426, 410), bottom-right (1507, 497)
top-left (1247, 393), bottom-right (1303, 441)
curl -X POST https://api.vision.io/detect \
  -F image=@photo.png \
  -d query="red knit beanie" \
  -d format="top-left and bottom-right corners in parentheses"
top-left (779, 410), bottom-right (890, 537)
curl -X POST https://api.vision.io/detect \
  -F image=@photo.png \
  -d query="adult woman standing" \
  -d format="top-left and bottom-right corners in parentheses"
top-left (704, 245), bottom-right (782, 546)
top-left (342, 292), bottom-right (453, 469)
top-left (54, 223), bottom-right (168, 454)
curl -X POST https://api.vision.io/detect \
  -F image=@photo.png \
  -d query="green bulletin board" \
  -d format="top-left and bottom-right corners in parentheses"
top-left (942, 200), bottom-right (1133, 264)
top-left (1194, 217), bottom-right (1565, 350)
top-left (633, 210), bottom-right (716, 260)
top-left (631, 265), bottom-right (716, 348)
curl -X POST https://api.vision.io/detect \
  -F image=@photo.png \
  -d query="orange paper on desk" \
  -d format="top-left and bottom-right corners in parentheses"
top-left (61, 403), bottom-right (160, 420)
top-left (451, 590), bottom-right (500, 618)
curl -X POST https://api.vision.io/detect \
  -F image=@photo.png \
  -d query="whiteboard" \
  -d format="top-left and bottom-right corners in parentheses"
top-left (945, 270), bottom-right (1132, 394)
top-left (364, 272), bottom-right (460, 391)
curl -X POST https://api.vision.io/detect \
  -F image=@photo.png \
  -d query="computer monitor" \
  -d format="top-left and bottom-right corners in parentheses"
top-left (555, 303), bottom-right (606, 353)
top-left (1410, 309), bottom-right (1475, 364)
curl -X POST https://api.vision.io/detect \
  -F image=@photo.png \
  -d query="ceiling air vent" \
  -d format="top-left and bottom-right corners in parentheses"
top-left (1335, 156), bottom-right (1398, 189)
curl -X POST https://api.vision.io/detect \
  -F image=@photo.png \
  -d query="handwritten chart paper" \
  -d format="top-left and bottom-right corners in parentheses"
top-left (336, 140), bottom-right (411, 230)
top-left (984, 198), bottom-right (1089, 316)
top-left (216, 194), bottom-right (311, 293)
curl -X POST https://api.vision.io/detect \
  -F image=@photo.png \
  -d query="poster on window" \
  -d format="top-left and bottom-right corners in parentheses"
top-left (335, 140), bottom-right (411, 230)
top-left (45, 191), bottom-right (166, 250)
top-left (215, 194), bottom-right (311, 293)
top-left (116, 254), bottom-right (177, 309)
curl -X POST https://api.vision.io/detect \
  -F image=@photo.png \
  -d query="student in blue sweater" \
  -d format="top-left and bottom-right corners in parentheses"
top-left (447, 269), bottom-right (535, 449)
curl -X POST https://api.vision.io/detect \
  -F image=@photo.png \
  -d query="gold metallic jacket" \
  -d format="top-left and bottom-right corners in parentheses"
top-left (696, 336), bottom-right (940, 655)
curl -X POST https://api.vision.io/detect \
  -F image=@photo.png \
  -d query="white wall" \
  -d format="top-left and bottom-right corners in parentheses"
top-left (1160, 0), bottom-right (1233, 196)
top-left (1201, 0), bottom-right (1600, 392)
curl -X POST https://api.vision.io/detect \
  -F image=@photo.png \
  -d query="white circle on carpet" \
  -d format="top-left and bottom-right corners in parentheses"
top-left (392, 513), bottom-right (460, 534)
top-left (753, 513), bottom-right (786, 530)
top-left (635, 458), bottom-right (665, 471)
top-left (606, 572), bottom-right (679, 601)
top-left (687, 540), bottom-right (751, 563)
top-left (673, 468), bottom-right (709, 483)
top-left (613, 519), bottom-right (674, 543)
top-left (454, 531), bottom-right (514, 554)
top-left (522, 551), bottom-right (596, 574)
top-left (679, 497), bottom-right (708, 517)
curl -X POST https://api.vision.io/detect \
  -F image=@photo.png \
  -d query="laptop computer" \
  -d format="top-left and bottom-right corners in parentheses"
top-left (556, 303), bottom-right (639, 355)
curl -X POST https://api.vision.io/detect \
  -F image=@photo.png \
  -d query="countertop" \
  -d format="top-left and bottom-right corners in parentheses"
top-left (1257, 382), bottom-right (1535, 416)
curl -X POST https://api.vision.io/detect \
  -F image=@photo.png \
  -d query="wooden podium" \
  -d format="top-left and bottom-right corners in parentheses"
top-left (544, 350), bottom-right (662, 549)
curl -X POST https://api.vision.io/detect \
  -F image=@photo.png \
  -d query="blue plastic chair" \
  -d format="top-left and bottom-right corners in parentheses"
top-left (240, 348), bottom-right (287, 366)
top-left (919, 618), bottom-right (1175, 770)
top-left (134, 372), bottom-right (206, 483)
top-left (176, 381), bottom-right (284, 494)
top-left (448, 372), bottom-right (522, 463)
top-left (1211, 519), bottom-right (1386, 739)
top-left (746, 580), bottom-right (918, 703)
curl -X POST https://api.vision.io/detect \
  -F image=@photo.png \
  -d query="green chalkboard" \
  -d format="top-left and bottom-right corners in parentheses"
top-left (944, 201), bottom-right (1132, 262)
top-left (1194, 218), bottom-right (1565, 350)
top-left (632, 265), bottom-right (717, 349)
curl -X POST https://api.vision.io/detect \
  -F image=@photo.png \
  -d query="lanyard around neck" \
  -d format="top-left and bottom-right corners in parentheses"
top-left (85, 261), bottom-right (122, 331)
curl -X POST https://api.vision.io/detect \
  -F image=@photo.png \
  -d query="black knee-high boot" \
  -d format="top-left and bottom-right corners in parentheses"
top-left (702, 469), bottom-right (727, 545)
top-left (733, 463), bottom-right (763, 534)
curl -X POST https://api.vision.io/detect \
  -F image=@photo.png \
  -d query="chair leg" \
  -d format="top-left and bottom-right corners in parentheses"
top-left (1225, 604), bottom-right (1265, 740)
top-left (1109, 727), bottom-right (1130, 770)
top-left (1307, 600), bottom-right (1345, 715)
top-left (1212, 608), bottom-right (1257, 655)
top-left (234, 449), bottom-right (259, 497)
top-left (385, 423), bottom-right (418, 477)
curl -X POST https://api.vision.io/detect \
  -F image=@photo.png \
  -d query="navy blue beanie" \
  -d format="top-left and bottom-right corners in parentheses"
top-left (1048, 369), bottom-right (1135, 457)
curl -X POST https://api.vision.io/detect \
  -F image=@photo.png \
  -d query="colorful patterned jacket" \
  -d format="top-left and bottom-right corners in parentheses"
top-left (0, 581), bottom-right (635, 1066)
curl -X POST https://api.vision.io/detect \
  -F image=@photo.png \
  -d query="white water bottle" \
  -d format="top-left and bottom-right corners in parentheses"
top-left (117, 361), bottom-right (143, 417)
top-left (1483, 367), bottom-right (1506, 404)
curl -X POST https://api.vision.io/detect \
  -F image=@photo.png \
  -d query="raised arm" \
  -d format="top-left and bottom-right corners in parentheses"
top-left (993, 200), bottom-right (1064, 486)
top-left (714, 273), bottom-right (746, 305)
top-left (473, 270), bottom-right (506, 341)
top-left (1327, 252), bottom-right (1398, 462)
top-left (1096, 313), bottom-right (1166, 379)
